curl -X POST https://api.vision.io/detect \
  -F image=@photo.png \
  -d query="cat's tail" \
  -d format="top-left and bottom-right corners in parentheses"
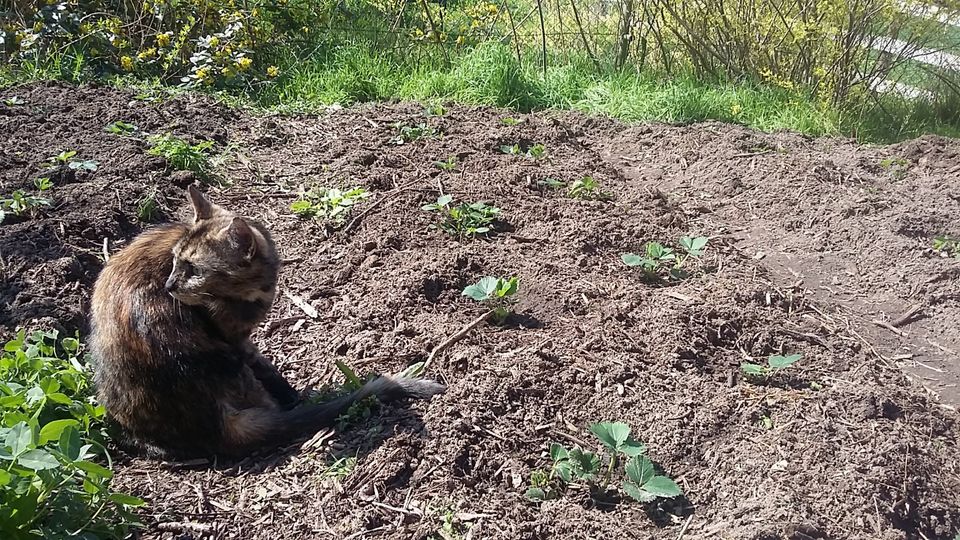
top-left (221, 376), bottom-right (445, 456)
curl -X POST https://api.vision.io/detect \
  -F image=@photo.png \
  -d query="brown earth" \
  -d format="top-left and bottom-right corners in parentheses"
top-left (1, 81), bottom-right (959, 540)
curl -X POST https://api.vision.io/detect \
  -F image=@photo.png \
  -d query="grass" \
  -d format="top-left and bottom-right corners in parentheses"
top-left (3, 42), bottom-right (960, 143)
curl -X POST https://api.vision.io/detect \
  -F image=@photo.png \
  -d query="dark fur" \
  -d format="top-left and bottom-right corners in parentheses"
top-left (89, 186), bottom-right (444, 458)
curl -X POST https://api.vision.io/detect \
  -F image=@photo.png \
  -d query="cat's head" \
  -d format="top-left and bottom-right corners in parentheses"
top-left (164, 186), bottom-right (279, 307)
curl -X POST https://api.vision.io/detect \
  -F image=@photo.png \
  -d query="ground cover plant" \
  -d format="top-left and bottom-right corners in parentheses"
top-left (0, 330), bottom-right (144, 539)
top-left (0, 84), bottom-right (958, 540)
top-left (146, 133), bottom-right (214, 178)
top-left (290, 186), bottom-right (371, 224)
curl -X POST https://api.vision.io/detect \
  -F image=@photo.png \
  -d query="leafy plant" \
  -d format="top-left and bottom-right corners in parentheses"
top-left (434, 156), bottom-right (458, 171)
top-left (105, 121), bottom-right (139, 136)
top-left (34, 178), bottom-right (53, 192)
top-left (1, 186), bottom-right (52, 223)
top-left (0, 330), bottom-right (144, 538)
top-left (622, 236), bottom-right (710, 281)
top-left (567, 176), bottom-right (608, 200)
top-left (526, 422), bottom-right (681, 506)
top-left (4, 96), bottom-right (26, 106)
top-left (422, 195), bottom-right (500, 239)
top-left (500, 117), bottom-right (522, 126)
top-left (880, 157), bottom-right (909, 181)
top-left (136, 191), bottom-right (160, 222)
top-left (425, 103), bottom-right (447, 116)
top-left (46, 150), bottom-right (96, 172)
top-left (499, 142), bottom-right (546, 159)
top-left (462, 276), bottom-right (519, 324)
top-left (741, 353), bottom-right (803, 380)
top-left (526, 143), bottom-right (547, 159)
top-left (390, 123), bottom-right (436, 145)
top-left (537, 177), bottom-right (564, 190)
top-left (146, 133), bottom-right (214, 177)
top-left (290, 186), bottom-right (371, 223)
top-left (499, 143), bottom-right (521, 155)
top-left (933, 236), bottom-right (960, 258)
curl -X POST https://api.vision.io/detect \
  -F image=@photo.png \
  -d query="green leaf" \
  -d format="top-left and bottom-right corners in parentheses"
top-left (334, 360), bottom-right (363, 390)
top-left (6, 422), bottom-right (34, 456)
top-left (569, 448), bottom-right (600, 479)
top-left (680, 236), bottom-right (709, 255)
top-left (46, 392), bottom-right (73, 405)
top-left (75, 460), bottom-right (113, 479)
top-left (768, 353), bottom-right (802, 369)
top-left (548, 443), bottom-right (569, 462)
top-left (626, 455), bottom-right (655, 485)
top-left (553, 460), bottom-right (572, 483)
top-left (436, 194), bottom-right (453, 206)
top-left (17, 449), bottom-right (59, 470)
top-left (620, 439), bottom-right (647, 457)
top-left (525, 487), bottom-right (546, 501)
top-left (462, 277), bottom-right (500, 302)
top-left (741, 363), bottom-right (767, 376)
top-left (623, 480), bottom-right (655, 503)
top-left (39, 419), bottom-right (79, 445)
top-left (59, 426), bottom-right (81, 461)
top-left (589, 422), bottom-right (631, 451)
top-left (109, 493), bottom-right (147, 507)
top-left (621, 253), bottom-right (643, 267)
top-left (643, 476), bottom-right (683, 498)
top-left (0, 469), bottom-right (10, 486)
top-left (498, 277), bottom-right (519, 298)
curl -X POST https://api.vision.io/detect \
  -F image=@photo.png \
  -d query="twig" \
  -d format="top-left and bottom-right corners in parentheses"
top-left (891, 303), bottom-right (924, 327)
top-left (676, 514), bottom-right (695, 540)
top-left (549, 429), bottom-right (592, 449)
top-left (872, 319), bottom-right (907, 337)
top-left (343, 181), bottom-right (418, 233)
top-left (155, 521), bottom-right (214, 534)
top-left (283, 291), bottom-right (318, 319)
top-left (422, 310), bottom-right (494, 372)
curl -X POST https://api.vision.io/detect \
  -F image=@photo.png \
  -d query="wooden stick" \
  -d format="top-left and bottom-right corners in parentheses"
top-left (891, 304), bottom-right (924, 328)
top-left (422, 310), bottom-right (494, 372)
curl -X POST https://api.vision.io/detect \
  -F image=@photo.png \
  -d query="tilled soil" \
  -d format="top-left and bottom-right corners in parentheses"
top-left (1, 81), bottom-right (958, 540)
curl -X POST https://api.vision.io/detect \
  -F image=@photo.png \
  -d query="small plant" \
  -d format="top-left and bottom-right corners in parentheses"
top-left (105, 121), bottom-right (138, 135)
top-left (621, 236), bottom-right (709, 281)
top-left (425, 103), bottom-right (447, 116)
top-left (741, 353), bottom-right (803, 380)
top-left (567, 176), bottom-right (608, 200)
top-left (4, 96), bottom-right (26, 106)
top-left (1, 184), bottom-right (52, 223)
top-left (462, 276), bottom-right (519, 324)
top-left (933, 236), bottom-right (960, 258)
top-left (880, 157), bottom-right (909, 181)
top-left (422, 195), bottom-right (500, 239)
top-left (499, 143), bottom-right (521, 155)
top-left (0, 330), bottom-right (145, 538)
top-left (136, 191), bottom-right (160, 222)
top-left (526, 422), bottom-right (682, 505)
top-left (46, 150), bottom-right (96, 171)
top-left (434, 156), bottom-right (458, 171)
top-left (500, 117), bottom-right (522, 126)
top-left (147, 133), bottom-right (214, 177)
top-left (526, 143), bottom-right (547, 159)
top-left (499, 142), bottom-right (546, 159)
top-left (537, 177), bottom-right (564, 190)
top-left (390, 123), bottom-right (436, 145)
top-left (290, 186), bottom-right (370, 224)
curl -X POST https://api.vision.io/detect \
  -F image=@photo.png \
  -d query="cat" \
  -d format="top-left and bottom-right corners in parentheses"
top-left (89, 185), bottom-right (444, 458)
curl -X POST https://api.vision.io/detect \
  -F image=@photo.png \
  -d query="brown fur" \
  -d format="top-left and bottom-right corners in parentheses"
top-left (89, 186), bottom-right (444, 458)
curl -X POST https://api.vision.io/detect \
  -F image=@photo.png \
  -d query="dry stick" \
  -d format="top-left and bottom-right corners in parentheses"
top-left (891, 303), bottom-right (924, 328)
top-left (535, 0), bottom-right (548, 79)
top-left (156, 522), bottom-right (214, 534)
top-left (422, 310), bottom-right (494, 372)
top-left (569, 0), bottom-right (601, 71)
top-left (343, 181), bottom-right (418, 233)
top-left (676, 513), bottom-right (695, 540)
top-left (872, 319), bottom-right (907, 337)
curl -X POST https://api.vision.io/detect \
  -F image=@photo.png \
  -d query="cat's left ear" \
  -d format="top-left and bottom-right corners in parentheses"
top-left (226, 217), bottom-right (257, 260)
top-left (187, 185), bottom-right (221, 223)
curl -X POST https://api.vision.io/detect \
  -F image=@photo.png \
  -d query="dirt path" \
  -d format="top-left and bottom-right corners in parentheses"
top-left (1, 82), bottom-right (958, 539)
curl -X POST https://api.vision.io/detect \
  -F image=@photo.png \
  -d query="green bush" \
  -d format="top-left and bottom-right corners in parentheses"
top-left (0, 329), bottom-right (143, 540)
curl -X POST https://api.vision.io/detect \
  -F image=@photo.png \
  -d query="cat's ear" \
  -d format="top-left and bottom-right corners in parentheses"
top-left (226, 217), bottom-right (257, 260)
top-left (187, 185), bottom-right (218, 222)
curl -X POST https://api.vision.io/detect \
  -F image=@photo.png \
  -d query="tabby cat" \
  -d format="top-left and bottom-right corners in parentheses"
top-left (89, 186), bottom-right (443, 458)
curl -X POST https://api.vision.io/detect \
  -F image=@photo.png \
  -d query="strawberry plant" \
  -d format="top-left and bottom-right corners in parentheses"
top-left (741, 353), bottom-right (803, 381)
top-left (526, 422), bottom-right (682, 506)
top-left (462, 276), bottom-right (519, 324)
top-left (291, 186), bottom-right (370, 224)
top-left (622, 236), bottom-right (709, 281)
top-left (390, 123), bottom-right (436, 145)
top-left (105, 121), bottom-right (139, 136)
top-left (1, 179), bottom-right (53, 223)
top-left (434, 156), bottom-right (458, 171)
top-left (567, 176), bottom-right (608, 200)
top-left (422, 195), bottom-right (500, 239)
top-left (933, 236), bottom-right (960, 258)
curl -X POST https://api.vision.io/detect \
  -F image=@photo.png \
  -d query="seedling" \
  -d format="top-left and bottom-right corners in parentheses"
top-left (422, 195), bottom-right (500, 239)
top-left (526, 143), bottom-right (547, 159)
top-left (46, 150), bottom-right (95, 171)
top-left (499, 142), bottom-right (546, 159)
top-left (1, 184), bottom-right (52, 223)
top-left (4, 96), bottom-right (26, 106)
top-left (933, 236), bottom-right (960, 258)
top-left (526, 422), bottom-right (682, 506)
top-left (425, 103), bottom-right (447, 116)
top-left (390, 122), bottom-right (436, 145)
top-left (34, 177), bottom-right (53, 191)
top-left (136, 191), bottom-right (160, 222)
top-left (290, 186), bottom-right (370, 223)
top-left (741, 353), bottom-right (803, 380)
top-left (147, 133), bottom-right (214, 177)
top-left (499, 143), bottom-right (521, 155)
top-left (105, 121), bottom-right (138, 135)
top-left (69, 159), bottom-right (99, 171)
top-left (622, 236), bottom-right (710, 281)
top-left (567, 176), bottom-right (608, 200)
top-left (880, 157), bottom-right (909, 181)
top-left (537, 177), bottom-right (564, 190)
top-left (500, 117), bottom-right (522, 126)
top-left (462, 276), bottom-right (519, 324)
top-left (434, 156), bottom-right (458, 171)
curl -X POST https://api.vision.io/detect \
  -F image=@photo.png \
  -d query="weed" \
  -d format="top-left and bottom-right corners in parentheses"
top-left (567, 176), bottom-right (608, 200)
top-left (1, 180), bottom-right (53, 223)
top-left (322, 456), bottom-right (357, 480)
top-left (435, 508), bottom-right (470, 540)
top-left (422, 194), bottom-right (500, 239)
top-left (146, 133), bottom-right (214, 177)
top-left (425, 103), bottom-right (447, 116)
top-left (500, 117), bottom-right (522, 126)
top-left (526, 422), bottom-right (681, 506)
top-left (47, 150), bottom-right (77, 165)
top-left (880, 156), bottom-right (909, 181)
top-left (933, 236), bottom-right (960, 258)
top-left (34, 177), bottom-right (53, 191)
top-left (741, 353), bottom-right (803, 381)
top-left (622, 236), bottom-right (709, 281)
top-left (526, 143), bottom-right (547, 159)
top-left (390, 123), bottom-right (437, 145)
top-left (290, 186), bottom-right (370, 223)
top-left (434, 156), bottom-right (458, 171)
top-left (462, 276), bottom-right (519, 324)
top-left (136, 190), bottom-right (160, 222)
top-left (105, 121), bottom-right (139, 135)
top-left (0, 330), bottom-right (144, 537)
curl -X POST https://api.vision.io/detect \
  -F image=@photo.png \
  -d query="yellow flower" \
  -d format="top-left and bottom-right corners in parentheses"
top-left (251, 8), bottom-right (259, 17)
top-left (208, 36), bottom-right (220, 47)
top-left (266, 65), bottom-right (279, 78)
top-left (137, 47), bottom-right (157, 60)
top-left (156, 32), bottom-right (171, 47)
top-left (120, 56), bottom-right (134, 71)
top-left (236, 57), bottom-right (253, 71)
top-left (730, 103), bottom-right (742, 116)
top-left (195, 67), bottom-right (210, 81)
